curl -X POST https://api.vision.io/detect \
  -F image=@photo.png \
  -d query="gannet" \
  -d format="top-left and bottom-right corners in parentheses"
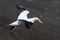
top-left (9, 4), bottom-right (43, 31)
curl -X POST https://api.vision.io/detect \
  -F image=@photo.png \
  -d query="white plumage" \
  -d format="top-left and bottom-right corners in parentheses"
top-left (9, 20), bottom-right (19, 26)
top-left (9, 10), bottom-right (34, 26)
top-left (9, 10), bottom-right (43, 26)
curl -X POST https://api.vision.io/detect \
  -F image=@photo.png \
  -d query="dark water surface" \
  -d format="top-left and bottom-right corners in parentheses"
top-left (0, 0), bottom-right (60, 40)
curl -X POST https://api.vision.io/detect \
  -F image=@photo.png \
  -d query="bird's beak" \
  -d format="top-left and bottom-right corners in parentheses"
top-left (39, 20), bottom-right (43, 24)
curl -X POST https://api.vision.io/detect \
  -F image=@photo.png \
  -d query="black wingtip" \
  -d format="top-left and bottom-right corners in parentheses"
top-left (16, 4), bottom-right (26, 10)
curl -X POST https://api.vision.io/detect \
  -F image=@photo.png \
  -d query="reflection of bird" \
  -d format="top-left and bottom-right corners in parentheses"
top-left (9, 4), bottom-right (43, 31)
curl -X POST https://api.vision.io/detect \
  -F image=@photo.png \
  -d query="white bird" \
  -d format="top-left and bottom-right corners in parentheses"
top-left (9, 10), bottom-right (43, 31)
top-left (9, 5), bottom-right (43, 31)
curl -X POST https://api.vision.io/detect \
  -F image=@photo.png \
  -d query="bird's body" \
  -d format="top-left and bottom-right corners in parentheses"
top-left (9, 10), bottom-right (30, 26)
top-left (9, 10), bottom-right (35, 26)
top-left (17, 10), bottom-right (35, 23)
top-left (9, 10), bottom-right (34, 31)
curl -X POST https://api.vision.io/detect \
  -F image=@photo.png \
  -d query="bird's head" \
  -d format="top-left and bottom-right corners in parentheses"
top-left (32, 17), bottom-right (43, 24)
top-left (32, 17), bottom-right (40, 21)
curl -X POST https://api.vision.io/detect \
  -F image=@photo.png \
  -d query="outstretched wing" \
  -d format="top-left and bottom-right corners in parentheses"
top-left (17, 10), bottom-right (29, 20)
